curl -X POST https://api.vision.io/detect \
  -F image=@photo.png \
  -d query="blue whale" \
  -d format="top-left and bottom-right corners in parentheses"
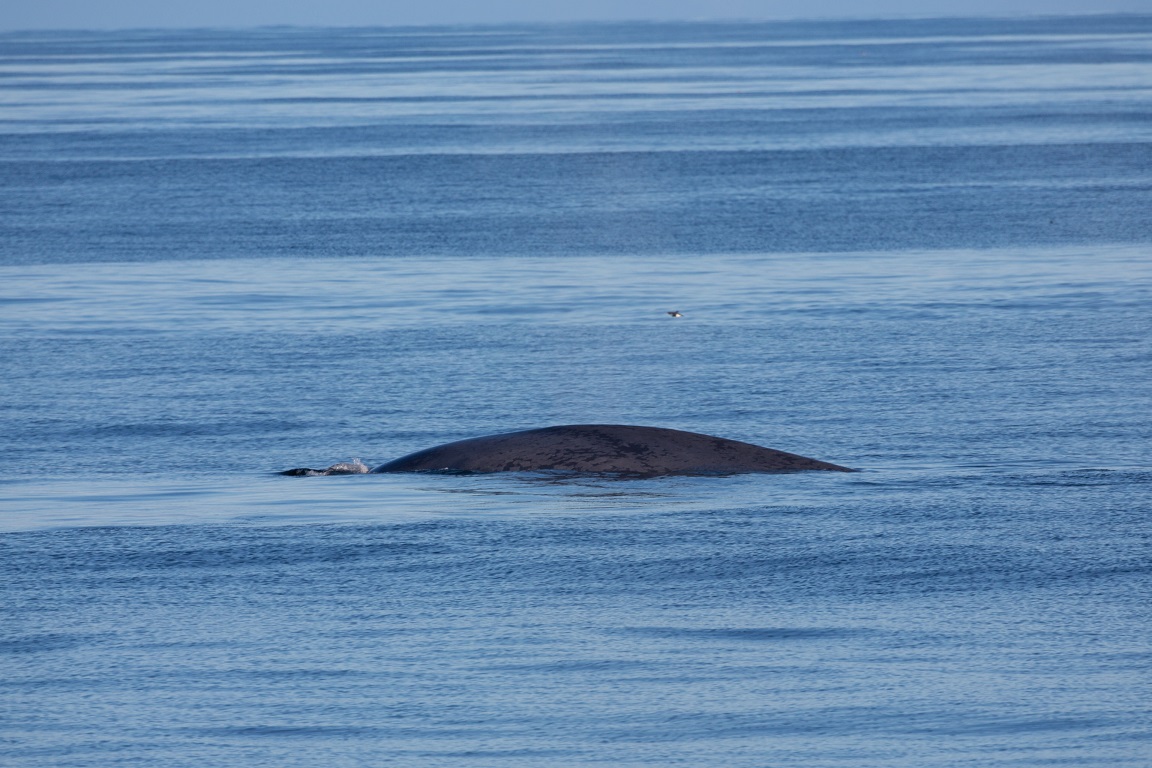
top-left (282, 424), bottom-right (854, 476)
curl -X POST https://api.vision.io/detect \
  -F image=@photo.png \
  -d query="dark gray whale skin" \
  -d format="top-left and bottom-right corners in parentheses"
top-left (368, 424), bottom-right (854, 476)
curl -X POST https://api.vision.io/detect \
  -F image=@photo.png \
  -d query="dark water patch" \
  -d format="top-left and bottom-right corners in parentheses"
top-left (420, 748), bottom-right (581, 758)
top-left (1079, 650), bottom-right (1152, 670)
top-left (996, 469), bottom-right (1152, 488)
top-left (200, 725), bottom-right (389, 738)
top-left (596, 707), bottom-right (900, 741)
top-left (0, 296), bottom-right (64, 305)
top-left (0, 524), bottom-right (453, 577)
top-left (486, 659), bottom-right (649, 673)
top-left (619, 626), bottom-right (869, 642)
top-left (0, 632), bottom-right (104, 654)
top-left (195, 724), bottom-right (499, 740)
top-left (903, 715), bottom-right (1115, 737)
top-left (210, 667), bottom-right (361, 680)
top-left (597, 707), bottom-right (1117, 742)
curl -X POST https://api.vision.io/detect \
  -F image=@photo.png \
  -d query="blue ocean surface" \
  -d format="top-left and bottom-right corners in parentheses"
top-left (2, 16), bottom-right (1151, 766)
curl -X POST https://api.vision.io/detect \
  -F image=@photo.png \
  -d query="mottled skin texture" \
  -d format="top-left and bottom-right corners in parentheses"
top-left (368, 424), bottom-right (854, 476)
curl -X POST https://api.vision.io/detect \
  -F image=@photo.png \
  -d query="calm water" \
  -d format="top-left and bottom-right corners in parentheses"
top-left (2, 16), bottom-right (1151, 767)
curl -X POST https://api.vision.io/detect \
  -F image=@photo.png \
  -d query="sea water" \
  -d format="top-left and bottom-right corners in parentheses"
top-left (1, 16), bottom-right (1151, 767)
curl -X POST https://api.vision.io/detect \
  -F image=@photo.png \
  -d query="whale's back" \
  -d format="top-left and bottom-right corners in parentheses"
top-left (371, 424), bottom-right (853, 475)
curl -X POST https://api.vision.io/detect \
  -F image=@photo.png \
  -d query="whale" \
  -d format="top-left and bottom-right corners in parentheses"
top-left (281, 424), bottom-right (854, 476)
